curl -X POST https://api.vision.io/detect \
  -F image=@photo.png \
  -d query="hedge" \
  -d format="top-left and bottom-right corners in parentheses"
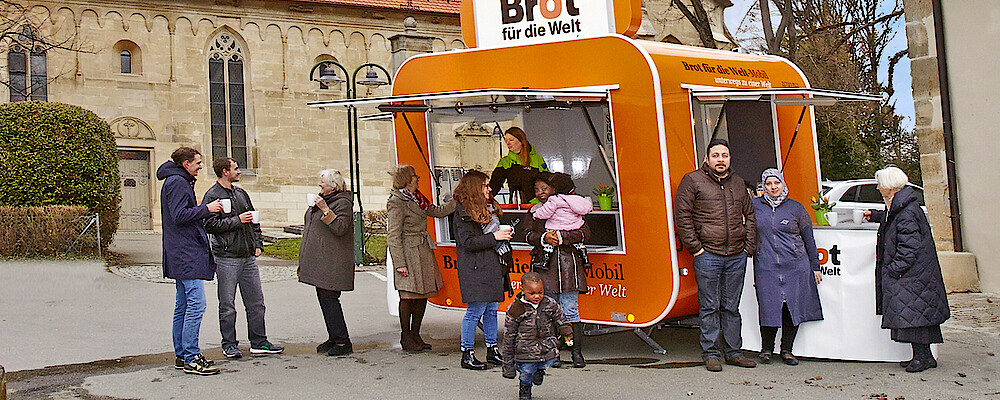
top-left (0, 101), bottom-right (121, 249)
top-left (0, 206), bottom-right (99, 257)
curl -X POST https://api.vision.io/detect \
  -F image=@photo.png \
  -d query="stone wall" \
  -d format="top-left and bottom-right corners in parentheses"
top-left (1, 0), bottom-right (464, 228)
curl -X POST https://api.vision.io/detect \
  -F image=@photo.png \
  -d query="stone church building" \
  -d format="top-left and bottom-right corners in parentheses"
top-left (1, 0), bottom-right (733, 230)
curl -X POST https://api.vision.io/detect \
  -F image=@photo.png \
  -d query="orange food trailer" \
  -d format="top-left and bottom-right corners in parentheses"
top-left (308, 0), bottom-right (877, 351)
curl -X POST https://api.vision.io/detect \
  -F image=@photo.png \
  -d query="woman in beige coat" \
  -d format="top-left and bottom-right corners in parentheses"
top-left (387, 165), bottom-right (455, 351)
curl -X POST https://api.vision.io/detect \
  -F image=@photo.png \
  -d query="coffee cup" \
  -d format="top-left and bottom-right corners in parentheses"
top-left (499, 224), bottom-right (513, 232)
top-left (853, 209), bottom-right (866, 224)
top-left (307, 193), bottom-right (318, 207)
top-left (220, 198), bottom-right (232, 213)
top-left (825, 211), bottom-right (838, 227)
top-left (250, 211), bottom-right (260, 224)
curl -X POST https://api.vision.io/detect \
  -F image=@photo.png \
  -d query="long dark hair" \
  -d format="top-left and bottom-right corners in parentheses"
top-left (453, 170), bottom-right (501, 224)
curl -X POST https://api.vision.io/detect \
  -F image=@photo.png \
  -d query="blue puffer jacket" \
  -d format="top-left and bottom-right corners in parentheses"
top-left (871, 186), bottom-right (949, 329)
top-left (157, 161), bottom-right (215, 281)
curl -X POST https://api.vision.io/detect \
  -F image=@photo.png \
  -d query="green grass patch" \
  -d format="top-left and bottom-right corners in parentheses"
top-left (263, 238), bottom-right (301, 261)
top-left (263, 235), bottom-right (388, 264)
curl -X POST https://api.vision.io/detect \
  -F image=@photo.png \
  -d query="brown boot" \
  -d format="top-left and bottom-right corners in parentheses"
top-left (413, 331), bottom-right (432, 350)
top-left (400, 330), bottom-right (423, 351)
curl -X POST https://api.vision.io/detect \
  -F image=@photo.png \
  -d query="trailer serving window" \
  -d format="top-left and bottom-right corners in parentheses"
top-left (687, 86), bottom-right (882, 188)
top-left (309, 86), bottom-right (624, 252)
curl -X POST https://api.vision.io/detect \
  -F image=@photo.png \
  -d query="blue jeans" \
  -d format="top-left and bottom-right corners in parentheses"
top-left (461, 301), bottom-right (499, 350)
top-left (173, 279), bottom-right (207, 363)
top-left (216, 256), bottom-right (268, 348)
top-left (548, 292), bottom-right (580, 322)
top-left (516, 359), bottom-right (557, 386)
top-left (692, 251), bottom-right (747, 361)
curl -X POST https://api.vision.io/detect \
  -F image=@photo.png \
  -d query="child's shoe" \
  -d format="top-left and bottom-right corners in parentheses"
top-left (519, 383), bottom-right (532, 400)
top-left (573, 243), bottom-right (592, 269)
top-left (532, 369), bottom-right (545, 385)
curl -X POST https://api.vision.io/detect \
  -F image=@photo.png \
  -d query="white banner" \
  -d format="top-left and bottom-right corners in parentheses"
top-left (739, 228), bottom-right (933, 361)
top-left (472, 0), bottom-right (616, 49)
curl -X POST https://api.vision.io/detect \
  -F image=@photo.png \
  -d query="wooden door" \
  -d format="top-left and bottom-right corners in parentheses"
top-left (117, 150), bottom-right (152, 230)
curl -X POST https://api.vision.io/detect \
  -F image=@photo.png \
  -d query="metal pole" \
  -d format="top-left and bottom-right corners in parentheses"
top-left (95, 213), bottom-right (102, 259)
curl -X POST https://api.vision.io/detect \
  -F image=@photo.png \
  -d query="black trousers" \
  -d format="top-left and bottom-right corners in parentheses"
top-left (316, 288), bottom-right (351, 344)
top-left (760, 302), bottom-right (798, 353)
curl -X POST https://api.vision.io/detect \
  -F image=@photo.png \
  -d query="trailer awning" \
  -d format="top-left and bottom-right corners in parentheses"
top-left (683, 85), bottom-right (881, 105)
top-left (307, 85), bottom-right (618, 109)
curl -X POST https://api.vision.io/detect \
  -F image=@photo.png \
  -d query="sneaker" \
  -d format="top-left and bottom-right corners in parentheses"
top-left (174, 355), bottom-right (184, 370)
top-left (194, 353), bottom-right (215, 366)
top-left (183, 358), bottom-right (220, 375)
top-left (317, 339), bottom-right (337, 354)
top-left (223, 345), bottom-right (243, 359)
top-left (250, 341), bottom-right (284, 355)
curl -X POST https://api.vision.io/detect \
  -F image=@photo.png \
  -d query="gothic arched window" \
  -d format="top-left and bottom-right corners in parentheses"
top-left (208, 31), bottom-right (248, 168)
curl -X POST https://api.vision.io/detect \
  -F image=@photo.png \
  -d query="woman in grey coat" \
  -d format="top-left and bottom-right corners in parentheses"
top-left (387, 165), bottom-right (455, 351)
top-left (298, 169), bottom-right (355, 357)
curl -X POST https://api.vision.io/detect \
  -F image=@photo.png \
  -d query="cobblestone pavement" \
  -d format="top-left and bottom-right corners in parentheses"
top-left (944, 292), bottom-right (1000, 336)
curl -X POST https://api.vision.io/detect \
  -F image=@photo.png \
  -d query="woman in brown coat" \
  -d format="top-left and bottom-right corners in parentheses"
top-left (387, 165), bottom-right (456, 351)
top-left (298, 169), bottom-right (355, 357)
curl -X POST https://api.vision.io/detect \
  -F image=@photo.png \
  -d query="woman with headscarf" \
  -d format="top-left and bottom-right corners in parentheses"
top-left (751, 168), bottom-right (823, 366)
top-left (386, 165), bottom-right (455, 351)
top-left (866, 166), bottom-right (949, 373)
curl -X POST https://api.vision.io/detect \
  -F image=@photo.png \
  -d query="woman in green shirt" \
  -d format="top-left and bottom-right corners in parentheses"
top-left (488, 127), bottom-right (548, 204)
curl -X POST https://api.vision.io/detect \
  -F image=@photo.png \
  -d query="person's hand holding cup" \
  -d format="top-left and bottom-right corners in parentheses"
top-left (494, 224), bottom-right (513, 241)
top-left (207, 199), bottom-right (224, 213)
top-left (239, 211), bottom-right (253, 223)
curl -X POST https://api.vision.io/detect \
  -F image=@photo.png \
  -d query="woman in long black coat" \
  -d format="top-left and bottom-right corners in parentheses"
top-left (452, 170), bottom-right (514, 371)
top-left (867, 166), bottom-right (949, 373)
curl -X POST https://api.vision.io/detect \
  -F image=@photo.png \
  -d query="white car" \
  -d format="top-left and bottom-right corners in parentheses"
top-left (820, 179), bottom-right (926, 225)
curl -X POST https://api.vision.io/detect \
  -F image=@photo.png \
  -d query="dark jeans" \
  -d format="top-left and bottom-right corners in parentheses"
top-left (216, 256), bottom-right (268, 348)
top-left (693, 251), bottom-right (748, 361)
top-left (316, 288), bottom-right (351, 344)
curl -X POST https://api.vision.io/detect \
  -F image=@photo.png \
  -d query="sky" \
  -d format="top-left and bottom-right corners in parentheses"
top-left (723, 0), bottom-right (916, 130)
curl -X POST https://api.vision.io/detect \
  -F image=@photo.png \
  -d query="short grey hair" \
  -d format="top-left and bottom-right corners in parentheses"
top-left (319, 169), bottom-right (346, 191)
top-left (875, 166), bottom-right (908, 191)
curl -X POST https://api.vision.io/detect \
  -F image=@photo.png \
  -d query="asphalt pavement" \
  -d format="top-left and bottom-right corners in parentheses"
top-left (1, 232), bottom-right (998, 399)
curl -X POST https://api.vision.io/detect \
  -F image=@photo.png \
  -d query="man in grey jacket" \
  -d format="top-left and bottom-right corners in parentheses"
top-left (674, 139), bottom-right (757, 372)
top-left (202, 157), bottom-right (282, 358)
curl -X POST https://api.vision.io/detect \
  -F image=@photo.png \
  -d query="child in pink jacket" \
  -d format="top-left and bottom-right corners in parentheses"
top-left (531, 173), bottom-right (592, 271)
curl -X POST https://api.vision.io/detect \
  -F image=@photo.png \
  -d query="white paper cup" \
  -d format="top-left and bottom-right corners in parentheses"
top-left (853, 209), bottom-right (865, 224)
top-left (250, 210), bottom-right (260, 224)
top-left (498, 224), bottom-right (512, 232)
top-left (825, 211), bottom-right (838, 227)
top-left (307, 193), bottom-right (318, 207)
top-left (220, 199), bottom-right (232, 213)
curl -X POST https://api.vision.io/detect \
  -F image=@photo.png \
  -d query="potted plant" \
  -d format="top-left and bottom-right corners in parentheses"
top-left (810, 191), bottom-right (836, 226)
top-left (593, 183), bottom-right (615, 211)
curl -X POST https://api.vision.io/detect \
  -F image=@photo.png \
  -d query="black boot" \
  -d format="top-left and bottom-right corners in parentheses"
top-left (571, 323), bottom-right (586, 368)
top-left (519, 383), bottom-right (532, 400)
top-left (532, 249), bottom-right (552, 271)
top-left (551, 358), bottom-right (563, 368)
top-left (461, 349), bottom-right (487, 370)
top-left (573, 243), bottom-right (592, 269)
top-left (486, 345), bottom-right (504, 365)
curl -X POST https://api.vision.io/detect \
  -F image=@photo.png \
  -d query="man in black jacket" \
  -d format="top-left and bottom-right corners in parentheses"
top-left (202, 157), bottom-right (282, 359)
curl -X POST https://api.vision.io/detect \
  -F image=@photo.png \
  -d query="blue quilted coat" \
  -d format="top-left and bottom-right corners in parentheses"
top-left (871, 186), bottom-right (949, 329)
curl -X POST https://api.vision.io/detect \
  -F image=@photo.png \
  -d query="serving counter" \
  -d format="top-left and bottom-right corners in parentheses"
top-left (738, 225), bottom-right (936, 361)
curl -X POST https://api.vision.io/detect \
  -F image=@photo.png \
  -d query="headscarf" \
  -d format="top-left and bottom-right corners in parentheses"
top-left (760, 168), bottom-right (788, 209)
top-left (399, 188), bottom-right (431, 211)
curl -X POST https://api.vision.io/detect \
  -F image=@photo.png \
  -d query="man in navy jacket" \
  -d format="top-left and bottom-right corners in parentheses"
top-left (158, 147), bottom-right (224, 375)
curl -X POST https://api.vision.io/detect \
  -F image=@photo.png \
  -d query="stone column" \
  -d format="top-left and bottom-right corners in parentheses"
top-left (389, 17), bottom-right (435, 74)
top-left (903, 0), bottom-right (978, 292)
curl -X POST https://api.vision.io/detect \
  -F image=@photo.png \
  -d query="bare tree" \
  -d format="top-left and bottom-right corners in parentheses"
top-left (671, 0), bottom-right (719, 49)
top-left (1, 0), bottom-right (86, 100)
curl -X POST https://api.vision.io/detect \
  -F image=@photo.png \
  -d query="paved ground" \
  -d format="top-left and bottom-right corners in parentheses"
top-left (2, 232), bottom-right (999, 399)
